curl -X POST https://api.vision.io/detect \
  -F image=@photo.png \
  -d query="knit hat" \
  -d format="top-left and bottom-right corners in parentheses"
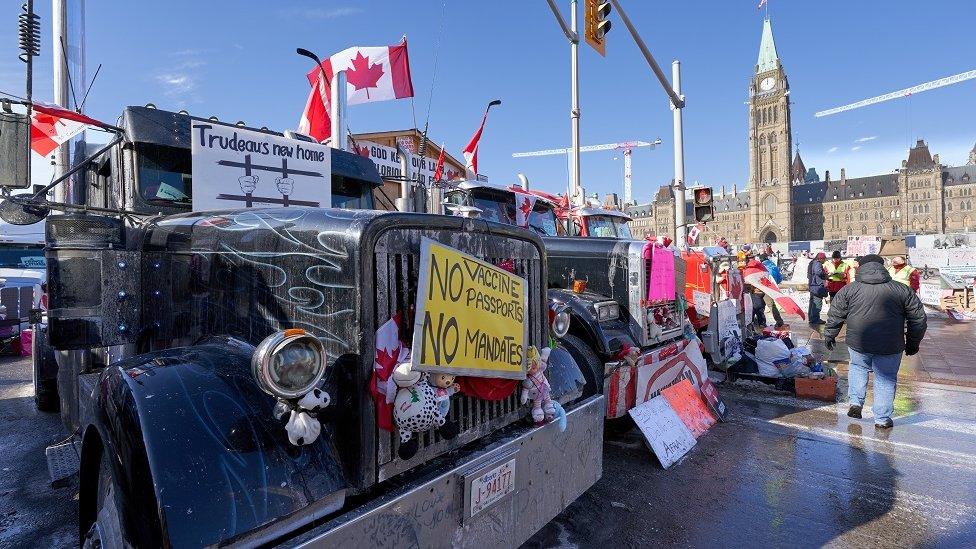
top-left (814, 251), bottom-right (826, 260)
top-left (831, 250), bottom-right (842, 260)
top-left (858, 254), bottom-right (884, 266)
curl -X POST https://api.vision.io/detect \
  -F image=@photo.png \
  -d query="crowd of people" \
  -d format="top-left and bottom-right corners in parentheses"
top-left (713, 239), bottom-right (927, 430)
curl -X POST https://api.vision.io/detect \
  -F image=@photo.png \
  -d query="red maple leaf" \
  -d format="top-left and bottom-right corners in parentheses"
top-left (374, 345), bottom-right (401, 379)
top-left (356, 144), bottom-right (370, 158)
top-left (346, 51), bottom-right (384, 98)
top-left (519, 197), bottom-right (533, 222)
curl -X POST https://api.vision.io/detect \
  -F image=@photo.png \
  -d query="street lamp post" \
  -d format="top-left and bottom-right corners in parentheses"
top-left (545, 0), bottom-right (583, 206)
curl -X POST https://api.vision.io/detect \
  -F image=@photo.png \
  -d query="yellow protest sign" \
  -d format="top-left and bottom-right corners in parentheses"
top-left (411, 237), bottom-right (528, 380)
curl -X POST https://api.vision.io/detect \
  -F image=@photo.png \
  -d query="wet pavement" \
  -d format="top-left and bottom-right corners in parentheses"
top-left (527, 378), bottom-right (976, 548)
top-left (0, 355), bottom-right (76, 548)
top-left (1, 309), bottom-right (975, 547)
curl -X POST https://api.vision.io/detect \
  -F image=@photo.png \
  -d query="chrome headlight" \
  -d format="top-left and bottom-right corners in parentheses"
top-left (252, 329), bottom-right (326, 399)
top-left (594, 301), bottom-right (620, 322)
top-left (549, 302), bottom-right (571, 338)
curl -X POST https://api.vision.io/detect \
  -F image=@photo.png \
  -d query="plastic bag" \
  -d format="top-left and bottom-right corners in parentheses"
top-left (755, 337), bottom-right (791, 377)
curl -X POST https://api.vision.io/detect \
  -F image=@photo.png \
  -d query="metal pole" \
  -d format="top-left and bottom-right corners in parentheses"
top-left (570, 0), bottom-right (582, 206)
top-left (623, 148), bottom-right (632, 205)
top-left (24, 0), bottom-right (35, 191)
top-left (609, 0), bottom-right (684, 109)
top-left (672, 60), bottom-right (686, 247)
top-left (330, 70), bottom-right (347, 151)
top-left (52, 0), bottom-right (70, 204)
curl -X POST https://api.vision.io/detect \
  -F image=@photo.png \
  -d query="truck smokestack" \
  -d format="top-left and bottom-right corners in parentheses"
top-left (517, 173), bottom-right (529, 190)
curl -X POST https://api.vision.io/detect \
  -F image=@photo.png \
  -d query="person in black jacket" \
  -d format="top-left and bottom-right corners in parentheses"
top-left (823, 254), bottom-right (927, 428)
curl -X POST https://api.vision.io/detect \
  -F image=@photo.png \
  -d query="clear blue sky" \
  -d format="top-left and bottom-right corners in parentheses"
top-left (2, 1), bottom-right (974, 202)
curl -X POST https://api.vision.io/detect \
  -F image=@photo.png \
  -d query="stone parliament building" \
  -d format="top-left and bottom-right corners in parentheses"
top-left (626, 19), bottom-right (976, 244)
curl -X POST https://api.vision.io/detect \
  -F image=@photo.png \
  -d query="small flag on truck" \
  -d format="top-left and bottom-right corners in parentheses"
top-left (30, 103), bottom-right (108, 157)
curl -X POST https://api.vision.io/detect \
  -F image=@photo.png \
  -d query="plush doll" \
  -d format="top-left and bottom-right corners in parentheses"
top-left (429, 373), bottom-right (460, 417)
top-left (274, 386), bottom-right (332, 446)
top-left (392, 363), bottom-right (457, 460)
top-left (521, 346), bottom-right (555, 426)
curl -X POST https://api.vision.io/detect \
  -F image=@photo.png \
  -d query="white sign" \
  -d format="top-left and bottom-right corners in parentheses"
top-left (628, 396), bottom-right (696, 469)
top-left (692, 290), bottom-right (712, 317)
top-left (351, 140), bottom-right (463, 185)
top-left (469, 458), bottom-right (515, 516)
top-left (191, 122), bottom-right (331, 212)
top-left (789, 256), bottom-right (812, 285)
top-left (919, 284), bottom-right (942, 307)
top-left (846, 236), bottom-right (881, 257)
top-left (909, 247), bottom-right (976, 268)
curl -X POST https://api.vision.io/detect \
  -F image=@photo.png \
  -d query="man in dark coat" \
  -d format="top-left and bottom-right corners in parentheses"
top-left (807, 251), bottom-right (828, 325)
top-left (823, 254), bottom-right (927, 428)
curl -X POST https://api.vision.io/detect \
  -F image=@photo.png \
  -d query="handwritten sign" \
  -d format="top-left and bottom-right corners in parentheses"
top-left (692, 290), bottom-right (712, 317)
top-left (412, 238), bottom-right (529, 379)
top-left (661, 379), bottom-right (717, 438)
top-left (846, 236), bottom-right (881, 257)
top-left (628, 396), bottom-right (696, 469)
top-left (919, 284), bottom-right (943, 307)
top-left (191, 122), bottom-right (331, 212)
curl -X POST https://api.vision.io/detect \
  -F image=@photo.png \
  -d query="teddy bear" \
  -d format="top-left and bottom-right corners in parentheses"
top-left (273, 386), bottom-right (332, 446)
top-left (429, 373), bottom-right (460, 418)
top-left (521, 346), bottom-right (555, 426)
top-left (392, 363), bottom-right (457, 460)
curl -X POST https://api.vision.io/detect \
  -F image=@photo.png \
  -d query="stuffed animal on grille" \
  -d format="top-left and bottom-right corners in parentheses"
top-left (274, 386), bottom-right (332, 446)
top-left (521, 346), bottom-right (555, 426)
top-left (392, 363), bottom-right (457, 460)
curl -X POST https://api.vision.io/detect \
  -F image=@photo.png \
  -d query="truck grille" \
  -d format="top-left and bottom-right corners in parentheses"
top-left (370, 227), bottom-right (544, 482)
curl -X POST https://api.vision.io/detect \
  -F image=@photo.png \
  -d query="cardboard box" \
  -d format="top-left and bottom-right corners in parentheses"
top-left (795, 375), bottom-right (837, 402)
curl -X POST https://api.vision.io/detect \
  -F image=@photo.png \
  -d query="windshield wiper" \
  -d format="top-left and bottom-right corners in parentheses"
top-left (145, 198), bottom-right (191, 205)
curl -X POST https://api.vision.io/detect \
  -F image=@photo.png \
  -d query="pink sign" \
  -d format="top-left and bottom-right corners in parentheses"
top-left (645, 243), bottom-right (676, 301)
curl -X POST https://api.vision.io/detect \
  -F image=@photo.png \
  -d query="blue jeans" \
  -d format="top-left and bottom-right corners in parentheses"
top-left (848, 349), bottom-right (902, 424)
top-left (808, 294), bottom-right (823, 323)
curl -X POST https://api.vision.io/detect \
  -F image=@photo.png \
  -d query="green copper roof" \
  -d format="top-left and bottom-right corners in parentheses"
top-left (757, 19), bottom-right (779, 73)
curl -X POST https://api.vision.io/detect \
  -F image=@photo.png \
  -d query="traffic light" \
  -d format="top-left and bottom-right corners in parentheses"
top-left (585, 0), bottom-right (612, 57)
top-left (693, 187), bottom-right (715, 223)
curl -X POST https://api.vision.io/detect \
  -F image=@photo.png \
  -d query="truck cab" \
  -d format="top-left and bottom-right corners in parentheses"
top-left (445, 183), bottom-right (688, 420)
top-left (10, 106), bottom-right (602, 547)
top-left (567, 207), bottom-right (633, 239)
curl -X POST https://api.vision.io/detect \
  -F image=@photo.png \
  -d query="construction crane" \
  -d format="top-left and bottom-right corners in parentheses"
top-left (815, 69), bottom-right (976, 117)
top-left (512, 138), bottom-right (662, 205)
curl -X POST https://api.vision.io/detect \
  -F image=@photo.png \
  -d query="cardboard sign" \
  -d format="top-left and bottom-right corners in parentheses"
top-left (699, 378), bottom-right (728, 421)
top-left (661, 379), bottom-right (717, 438)
top-left (716, 299), bottom-right (741, 363)
top-left (191, 122), bottom-right (331, 212)
top-left (412, 238), bottom-right (529, 379)
top-left (635, 338), bottom-right (708, 405)
top-left (846, 236), bottom-right (881, 257)
top-left (692, 290), bottom-right (712, 317)
top-left (628, 396), bottom-right (696, 469)
top-left (919, 284), bottom-right (943, 307)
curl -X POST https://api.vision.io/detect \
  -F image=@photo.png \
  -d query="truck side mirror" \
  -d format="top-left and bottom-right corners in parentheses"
top-left (0, 109), bottom-right (31, 190)
top-left (0, 198), bottom-right (49, 225)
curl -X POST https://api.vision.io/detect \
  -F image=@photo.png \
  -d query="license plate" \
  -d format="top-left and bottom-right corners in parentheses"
top-left (469, 458), bottom-right (515, 517)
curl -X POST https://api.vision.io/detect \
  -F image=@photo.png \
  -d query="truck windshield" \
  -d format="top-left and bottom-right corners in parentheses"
top-left (332, 176), bottom-right (375, 209)
top-left (458, 189), bottom-right (562, 235)
top-left (587, 215), bottom-right (633, 238)
top-left (136, 144), bottom-right (192, 204)
top-left (0, 245), bottom-right (45, 268)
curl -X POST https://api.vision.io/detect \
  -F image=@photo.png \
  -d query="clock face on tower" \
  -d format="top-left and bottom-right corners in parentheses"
top-left (760, 77), bottom-right (776, 91)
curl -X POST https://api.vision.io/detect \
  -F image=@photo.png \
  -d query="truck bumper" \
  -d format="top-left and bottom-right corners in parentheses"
top-left (289, 395), bottom-right (604, 548)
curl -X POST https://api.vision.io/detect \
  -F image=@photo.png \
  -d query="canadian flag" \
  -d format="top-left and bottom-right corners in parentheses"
top-left (687, 222), bottom-right (704, 245)
top-left (742, 260), bottom-right (806, 320)
top-left (30, 103), bottom-right (107, 157)
top-left (512, 190), bottom-right (538, 228)
top-left (368, 314), bottom-right (410, 432)
top-left (432, 142), bottom-right (447, 182)
top-left (463, 105), bottom-right (496, 179)
top-left (299, 41), bottom-right (414, 142)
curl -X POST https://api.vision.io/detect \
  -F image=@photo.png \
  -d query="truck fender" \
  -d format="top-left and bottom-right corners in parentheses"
top-left (83, 340), bottom-right (348, 547)
top-left (548, 288), bottom-right (638, 357)
top-left (545, 344), bottom-right (586, 401)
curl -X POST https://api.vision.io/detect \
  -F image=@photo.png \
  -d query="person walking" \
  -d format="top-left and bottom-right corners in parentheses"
top-left (759, 254), bottom-right (786, 328)
top-left (807, 251), bottom-right (828, 325)
top-left (887, 256), bottom-right (920, 293)
top-left (823, 254), bottom-right (927, 429)
top-left (824, 251), bottom-right (851, 301)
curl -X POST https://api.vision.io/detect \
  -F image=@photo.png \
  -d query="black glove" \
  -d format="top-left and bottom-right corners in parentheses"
top-left (824, 336), bottom-right (836, 351)
top-left (905, 342), bottom-right (919, 356)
